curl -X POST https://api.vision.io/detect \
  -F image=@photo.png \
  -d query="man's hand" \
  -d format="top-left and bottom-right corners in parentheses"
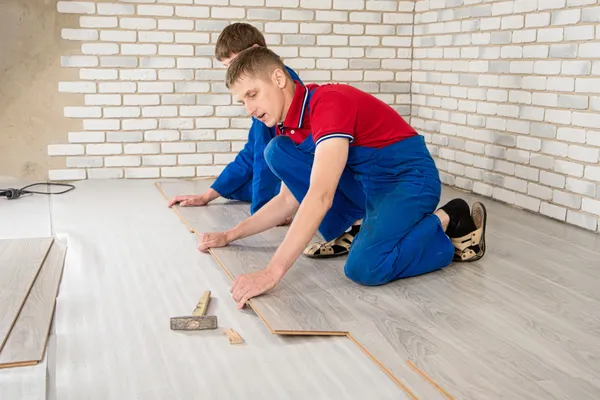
top-left (168, 194), bottom-right (208, 207)
top-left (230, 268), bottom-right (282, 309)
top-left (198, 232), bottom-right (230, 252)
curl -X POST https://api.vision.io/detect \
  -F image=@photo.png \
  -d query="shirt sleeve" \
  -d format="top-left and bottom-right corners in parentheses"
top-left (309, 89), bottom-right (357, 146)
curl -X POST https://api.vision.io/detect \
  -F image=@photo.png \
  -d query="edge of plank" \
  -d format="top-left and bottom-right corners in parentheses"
top-left (156, 180), bottom-right (453, 400)
top-left (0, 237), bottom-right (54, 352)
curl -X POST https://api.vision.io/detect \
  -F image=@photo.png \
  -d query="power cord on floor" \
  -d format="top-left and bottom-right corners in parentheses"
top-left (0, 182), bottom-right (75, 200)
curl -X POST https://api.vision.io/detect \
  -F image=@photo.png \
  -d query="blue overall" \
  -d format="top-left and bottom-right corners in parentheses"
top-left (211, 66), bottom-right (302, 215)
top-left (264, 89), bottom-right (455, 286)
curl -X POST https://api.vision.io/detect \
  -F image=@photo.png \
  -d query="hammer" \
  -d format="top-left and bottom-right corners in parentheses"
top-left (170, 290), bottom-right (217, 331)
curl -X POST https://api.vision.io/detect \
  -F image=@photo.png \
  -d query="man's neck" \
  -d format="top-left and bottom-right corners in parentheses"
top-left (279, 81), bottom-right (296, 124)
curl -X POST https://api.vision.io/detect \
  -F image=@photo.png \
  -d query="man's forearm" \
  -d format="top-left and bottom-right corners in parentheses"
top-left (225, 189), bottom-right (299, 243)
top-left (203, 188), bottom-right (220, 203)
top-left (267, 190), bottom-right (332, 277)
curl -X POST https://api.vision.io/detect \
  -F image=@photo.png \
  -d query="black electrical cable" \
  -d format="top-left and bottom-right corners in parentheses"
top-left (0, 182), bottom-right (75, 200)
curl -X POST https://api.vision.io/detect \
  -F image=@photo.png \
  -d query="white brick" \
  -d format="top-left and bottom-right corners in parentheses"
top-left (123, 119), bottom-right (158, 130)
top-left (555, 160), bottom-right (584, 177)
top-left (194, 20), bottom-right (230, 32)
top-left (179, 129), bottom-right (213, 141)
top-left (138, 82), bottom-right (174, 93)
top-left (539, 0), bottom-right (567, 10)
top-left (317, 59), bottom-right (349, 69)
top-left (197, 141), bottom-right (229, 152)
top-left (557, 127), bottom-right (587, 144)
top-left (582, 198), bottom-right (600, 215)
top-left (540, 202), bottom-right (567, 221)
top-left (100, 30), bottom-right (136, 43)
top-left (566, 177), bottom-right (597, 197)
top-left (534, 61), bottom-right (561, 75)
top-left (248, 8), bottom-right (281, 20)
top-left (532, 93), bottom-right (557, 107)
top-left (211, 7), bottom-right (245, 18)
top-left (138, 5), bottom-right (174, 16)
top-left (551, 9), bottom-right (581, 25)
top-left (530, 154), bottom-right (555, 169)
top-left (493, 187), bottom-right (516, 205)
top-left (159, 44), bottom-right (194, 56)
top-left (57, 1), bottom-right (95, 14)
top-left (121, 44), bottom-right (157, 55)
top-left (139, 57), bottom-right (176, 69)
top-left (333, 24), bottom-right (364, 35)
top-left (568, 145), bottom-right (600, 163)
top-left (81, 16), bottom-right (118, 28)
top-left (558, 95), bottom-right (588, 110)
top-left (106, 131), bottom-right (143, 142)
top-left (542, 140), bottom-right (568, 157)
top-left (176, 58), bottom-right (211, 69)
top-left (567, 211), bottom-right (598, 231)
top-left (517, 136), bottom-right (542, 151)
top-left (178, 154), bottom-right (213, 165)
top-left (564, 26), bottom-right (595, 41)
top-left (515, 0), bottom-right (538, 13)
top-left (562, 61), bottom-right (591, 76)
top-left (97, 3), bottom-right (134, 15)
top-left (100, 56), bottom-right (138, 67)
top-left (538, 28), bottom-right (564, 42)
top-left (87, 169), bottom-right (123, 179)
top-left (124, 143), bottom-right (160, 154)
top-left (125, 168), bottom-right (159, 178)
top-left (80, 69), bottom-right (118, 80)
top-left (175, 32), bottom-right (210, 44)
top-left (103, 107), bottom-right (140, 118)
top-left (161, 143), bottom-right (196, 153)
top-left (139, 32), bottom-right (174, 43)
top-left (516, 165), bottom-right (539, 182)
top-left (588, 130), bottom-right (600, 146)
top-left (145, 130), bottom-right (180, 141)
top-left (158, 19), bottom-right (194, 30)
top-left (473, 182), bottom-right (494, 197)
top-left (582, 6), bottom-right (600, 22)
top-left (573, 112), bottom-right (600, 129)
top-left (159, 118), bottom-right (194, 129)
top-left (216, 129), bottom-right (247, 140)
top-left (66, 157), bottom-right (103, 168)
top-left (175, 6), bottom-right (209, 17)
top-left (99, 82), bottom-right (136, 93)
top-left (283, 35), bottom-right (316, 45)
top-left (333, 71), bottom-right (363, 81)
top-left (83, 119), bottom-right (120, 130)
top-left (120, 17), bottom-right (157, 30)
top-left (529, 183), bottom-right (553, 200)
top-left (515, 194), bottom-right (541, 212)
top-left (579, 43), bottom-right (600, 58)
top-left (265, 22), bottom-right (299, 34)
top-left (49, 169), bottom-right (87, 181)
top-left (48, 144), bottom-right (85, 156)
top-left (86, 144), bottom-right (122, 155)
top-left (553, 190), bottom-right (582, 209)
top-left (143, 155), bottom-right (177, 166)
top-left (61, 55), bottom-right (98, 68)
top-left (163, 94), bottom-right (195, 105)
top-left (318, 35), bottom-right (349, 46)
top-left (282, 9), bottom-right (315, 20)
top-left (141, 106), bottom-right (177, 117)
top-left (301, 23), bottom-right (333, 34)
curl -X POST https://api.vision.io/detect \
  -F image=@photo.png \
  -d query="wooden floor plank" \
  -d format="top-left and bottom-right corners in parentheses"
top-left (0, 238), bottom-right (54, 352)
top-left (157, 179), bottom-right (600, 400)
top-left (0, 240), bottom-right (67, 368)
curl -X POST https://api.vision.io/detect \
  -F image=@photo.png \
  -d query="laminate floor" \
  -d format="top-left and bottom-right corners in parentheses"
top-left (158, 179), bottom-right (600, 400)
top-left (0, 238), bottom-right (54, 352)
top-left (44, 179), bottom-right (404, 400)
top-left (0, 240), bottom-right (67, 368)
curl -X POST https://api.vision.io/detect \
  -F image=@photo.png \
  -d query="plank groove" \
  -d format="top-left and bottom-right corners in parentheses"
top-left (157, 179), bottom-right (600, 400)
top-left (0, 238), bottom-right (54, 352)
top-left (0, 240), bottom-right (67, 368)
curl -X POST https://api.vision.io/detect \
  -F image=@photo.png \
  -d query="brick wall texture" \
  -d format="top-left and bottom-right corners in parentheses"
top-left (53, 0), bottom-right (600, 233)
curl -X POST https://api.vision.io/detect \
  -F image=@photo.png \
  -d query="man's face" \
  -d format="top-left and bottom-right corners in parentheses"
top-left (230, 71), bottom-right (286, 127)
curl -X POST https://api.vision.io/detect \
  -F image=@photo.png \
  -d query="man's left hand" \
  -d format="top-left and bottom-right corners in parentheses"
top-left (231, 268), bottom-right (282, 309)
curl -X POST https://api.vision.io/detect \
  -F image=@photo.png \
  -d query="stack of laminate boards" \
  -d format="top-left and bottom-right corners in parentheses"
top-left (0, 237), bottom-right (66, 369)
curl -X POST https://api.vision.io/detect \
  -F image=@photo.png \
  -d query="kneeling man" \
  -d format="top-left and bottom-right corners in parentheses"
top-left (200, 47), bottom-right (488, 308)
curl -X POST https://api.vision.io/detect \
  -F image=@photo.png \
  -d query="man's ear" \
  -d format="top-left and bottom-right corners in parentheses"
top-left (252, 43), bottom-right (260, 48)
top-left (273, 68), bottom-right (287, 88)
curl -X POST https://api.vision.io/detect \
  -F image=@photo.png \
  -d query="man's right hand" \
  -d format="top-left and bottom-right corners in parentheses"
top-left (198, 232), bottom-right (230, 252)
top-left (168, 195), bottom-right (208, 208)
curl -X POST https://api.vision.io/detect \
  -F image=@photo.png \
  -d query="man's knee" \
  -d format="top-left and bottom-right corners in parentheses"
top-left (264, 136), bottom-right (292, 174)
top-left (343, 258), bottom-right (386, 286)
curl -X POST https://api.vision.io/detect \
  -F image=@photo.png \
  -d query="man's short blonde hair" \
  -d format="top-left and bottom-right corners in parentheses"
top-left (225, 46), bottom-right (291, 88)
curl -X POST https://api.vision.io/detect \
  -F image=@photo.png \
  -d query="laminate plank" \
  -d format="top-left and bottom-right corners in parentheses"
top-left (157, 179), bottom-right (600, 400)
top-left (0, 240), bottom-right (67, 368)
top-left (0, 237), bottom-right (54, 352)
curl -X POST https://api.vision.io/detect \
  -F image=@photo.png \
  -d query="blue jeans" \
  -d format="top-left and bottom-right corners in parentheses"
top-left (265, 134), bottom-right (455, 286)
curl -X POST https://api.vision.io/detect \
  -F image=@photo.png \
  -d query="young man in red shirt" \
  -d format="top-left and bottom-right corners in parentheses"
top-left (199, 47), bottom-right (488, 308)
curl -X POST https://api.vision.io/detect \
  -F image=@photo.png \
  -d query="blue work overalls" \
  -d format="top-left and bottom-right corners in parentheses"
top-left (264, 88), bottom-right (455, 286)
top-left (211, 66), bottom-right (302, 215)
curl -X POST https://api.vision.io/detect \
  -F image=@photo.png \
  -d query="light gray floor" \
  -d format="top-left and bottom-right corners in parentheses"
top-left (0, 178), bottom-right (403, 400)
top-left (160, 179), bottom-right (600, 400)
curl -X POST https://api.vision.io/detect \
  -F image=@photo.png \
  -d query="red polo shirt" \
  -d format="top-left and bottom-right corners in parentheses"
top-left (276, 82), bottom-right (417, 147)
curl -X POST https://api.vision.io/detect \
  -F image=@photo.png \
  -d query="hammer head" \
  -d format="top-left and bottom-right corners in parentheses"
top-left (170, 315), bottom-right (217, 331)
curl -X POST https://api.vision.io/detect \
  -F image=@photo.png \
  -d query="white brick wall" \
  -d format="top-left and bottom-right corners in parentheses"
top-left (54, 0), bottom-right (413, 180)
top-left (412, 0), bottom-right (600, 232)
top-left (53, 0), bottom-right (599, 233)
